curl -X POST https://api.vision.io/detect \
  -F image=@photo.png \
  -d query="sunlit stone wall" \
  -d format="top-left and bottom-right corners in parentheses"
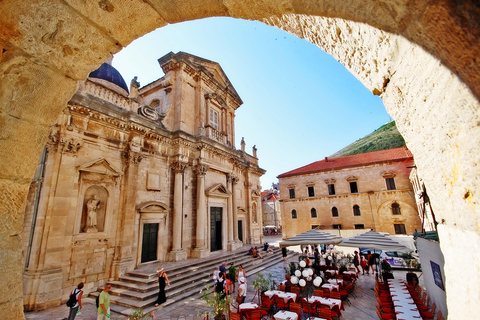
top-left (1, 1), bottom-right (478, 318)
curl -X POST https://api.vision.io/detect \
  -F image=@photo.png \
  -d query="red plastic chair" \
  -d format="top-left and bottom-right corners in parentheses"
top-left (245, 309), bottom-right (263, 320)
top-left (274, 296), bottom-right (288, 310)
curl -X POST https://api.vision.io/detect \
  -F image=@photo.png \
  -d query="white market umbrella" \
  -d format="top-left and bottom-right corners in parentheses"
top-left (339, 230), bottom-right (413, 252)
top-left (279, 229), bottom-right (343, 248)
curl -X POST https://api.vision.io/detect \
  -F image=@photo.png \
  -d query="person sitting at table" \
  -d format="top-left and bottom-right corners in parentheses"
top-left (238, 277), bottom-right (247, 303)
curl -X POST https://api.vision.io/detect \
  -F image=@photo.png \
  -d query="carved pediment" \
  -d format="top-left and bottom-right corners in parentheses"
top-left (251, 190), bottom-right (261, 198)
top-left (382, 171), bottom-right (396, 178)
top-left (346, 176), bottom-right (358, 182)
top-left (305, 181), bottom-right (315, 186)
top-left (324, 178), bottom-right (336, 184)
top-left (206, 183), bottom-right (231, 198)
top-left (137, 201), bottom-right (169, 213)
top-left (77, 158), bottom-right (122, 177)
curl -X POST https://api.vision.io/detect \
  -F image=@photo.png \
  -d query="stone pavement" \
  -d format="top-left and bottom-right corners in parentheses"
top-left (24, 237), bottom-right (425, 320)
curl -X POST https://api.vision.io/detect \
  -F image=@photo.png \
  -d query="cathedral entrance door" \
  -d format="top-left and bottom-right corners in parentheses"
top-left (238, 220), bottom-right (243, 242)
top-left (141, 223), bottom-right (158, 263)
top-left (210, 207), bottom-right (223, 251)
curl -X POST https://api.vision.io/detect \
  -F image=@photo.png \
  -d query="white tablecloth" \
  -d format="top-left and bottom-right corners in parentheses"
top-left (239, 303), bottom-right (258, 311)
top-left (342, 271), bottom-right (358, 278)
top-left (327, 279), bottom-right (343, 286)
top-left (264, 290), bottom-right (297, 303)
top-left (274, 310), bottom-right (298, 320)
top-left (306, 296), bottom-right (343, 310)
top-left (387, 279), bottom-right (422, 319)
top-left (321, 283), bottom-right (339, 292)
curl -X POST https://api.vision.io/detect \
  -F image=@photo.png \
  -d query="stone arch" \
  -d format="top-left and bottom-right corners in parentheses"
top-left (1, 1), bottom-right (479, 317)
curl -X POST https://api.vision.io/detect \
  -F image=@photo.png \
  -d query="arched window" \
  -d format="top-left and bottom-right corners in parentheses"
top-left (291, 209), bottom-right (297, 219)
top-left (311, 208), bottom-right (317, 218)
top-left (332, 207), bottom-right (339, 217)
top-left (353, 205), bottom-right (361, 216)
top-left (392, 203), bottom-right (401, 215)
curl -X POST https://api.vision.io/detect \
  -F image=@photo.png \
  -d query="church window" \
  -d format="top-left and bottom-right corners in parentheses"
top-left (328, 184), bottom-right (335, 195)
top-left (333, 224), bottom-right (342, 229)
top-left (386, 177), bottom-right (396, 190)
top-left (353, 205), bottom-right (361, 216)
top-left (291, 209), bottom-right (297, 219)
top-left (392, 203), bottom-right (401, 215)
top-left (332, 207), bottom-right (339, 217)
top-left (308, 186), bottom-right (315, 197)
top-left (354, 224), bottom-right (365, 229)
top-left (311, 208), bottom-right (317, 218)
top-left (394, 224), bottom-right (406, 234)
top-left (210, 109), bottom-right (219, 130)
top-left (289, 188), bottom-right (295, 199)
top-left (350, 181), bottom-right (358, 193)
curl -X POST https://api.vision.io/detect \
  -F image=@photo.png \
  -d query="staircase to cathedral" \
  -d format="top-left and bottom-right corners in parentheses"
top-left (87, 246), bottom-right (296, 316)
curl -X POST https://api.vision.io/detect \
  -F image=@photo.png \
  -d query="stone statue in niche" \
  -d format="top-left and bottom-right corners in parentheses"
top-left (81, 185), bottom-right (108, 233)
top-left (85, 195), bottom-right (101, 232)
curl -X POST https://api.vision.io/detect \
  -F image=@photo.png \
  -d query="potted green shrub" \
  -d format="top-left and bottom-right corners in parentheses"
top-left (252, 273), bottom-right (276, 304)
top-left (199, 285), bottom-right (231, 320)
top-left (380, 259), bottom-right (394, 283)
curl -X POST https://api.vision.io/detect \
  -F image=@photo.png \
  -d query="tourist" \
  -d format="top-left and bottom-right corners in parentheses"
top-left (360, 255), bottom-right (367, 274)
top-left (247, 246), bottom-right (254, 255)
top-left (213, 266), bottom-right (220, 280)
top-left (252, 246), bottom-right (263, 259)
top-left (225, 274), bottom-right (231, 295)
top-left (367, 251), bottom-right (376, 274)
top-left (154, 268), bottom-right (170, 307)
top-left (97, 284), bottom-right (111, 320)
top-left (219, 261), bottom-right (227, 277)
top-left (353, 251), bottom-right (361, 274)
top-left (67, 282), bottom-right (83, 320)
top-left (228, 262), bottom-right (237, 292)
top-left (237, 265), bottom-right (246, 287)
top-left (263, 242), bottom-right (274, 253)
top-left (238, 277), bottom-right (247, 303)
top-left (214, 272), bottom-right (226, 298)
top-left (282, 247), bottom-right (287, 261)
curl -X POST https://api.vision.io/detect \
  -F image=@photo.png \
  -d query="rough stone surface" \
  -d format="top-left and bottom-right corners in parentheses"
top-left (0, 1), bottom-right (479, 318)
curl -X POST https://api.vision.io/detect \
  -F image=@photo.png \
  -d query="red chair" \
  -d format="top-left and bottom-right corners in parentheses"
top-left (322, 288), bottom-right (331, 298)
top-left (274, 296), bottom-right (288, 310)
top-left (313, 289), bottom-right (324, 297)
top-left (376, 303), bottom-right (395, 320)
top-left (301, 299), bottom-right (314, 315)
top-left (245, 309), bottom-right (263, 320)
top-left (316, 308), bottom-right (333, 320)
top-left (330, 291), bottom-right (341, 300)
top-left (230, 312), bottom-right (241, 320)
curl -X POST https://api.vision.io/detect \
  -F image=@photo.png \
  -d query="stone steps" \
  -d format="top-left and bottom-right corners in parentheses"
top-left (88, 245), bottom-right (296, 316)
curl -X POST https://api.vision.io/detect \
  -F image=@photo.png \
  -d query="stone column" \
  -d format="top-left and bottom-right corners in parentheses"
top-left (232, 176), bottom-right (239, 242)
top-left (193, 164), bottom-right (209, 258)
top-left (168, 161), bottom-right (187, 261)
top-left (227, 173), bottom-right (234, 247)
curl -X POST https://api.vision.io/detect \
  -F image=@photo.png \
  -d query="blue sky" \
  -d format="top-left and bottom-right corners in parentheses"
top-left (113, 17), bottom-right (391, 189)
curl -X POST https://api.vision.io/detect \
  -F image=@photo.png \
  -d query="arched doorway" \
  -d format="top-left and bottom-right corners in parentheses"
top-left (1, 2), bottom-right (479, 318)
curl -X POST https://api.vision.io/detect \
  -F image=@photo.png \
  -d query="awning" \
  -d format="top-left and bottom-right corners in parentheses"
top-left (279, 229), bottom-right (343, 248)
top-left (339, 230), bottom-right (413, 252)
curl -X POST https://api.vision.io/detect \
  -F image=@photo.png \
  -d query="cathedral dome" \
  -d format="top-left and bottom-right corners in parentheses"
top-left (88, 63), bottom-right (129, 96)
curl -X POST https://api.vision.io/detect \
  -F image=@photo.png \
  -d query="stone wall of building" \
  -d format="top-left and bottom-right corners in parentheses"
top-left (279, 158), bottom-right (422, 239)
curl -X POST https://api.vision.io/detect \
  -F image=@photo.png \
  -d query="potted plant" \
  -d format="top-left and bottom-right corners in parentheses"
top-left (199, 285), bottom-right (231, 320)
top-left (252, 273), bottom-right (276, 304)
top-left (337, 254), bottom-right (352, 274)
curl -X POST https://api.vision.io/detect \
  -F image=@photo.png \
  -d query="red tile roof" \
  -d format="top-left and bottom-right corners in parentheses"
top-left (277, 147), bottom-right (413, 178)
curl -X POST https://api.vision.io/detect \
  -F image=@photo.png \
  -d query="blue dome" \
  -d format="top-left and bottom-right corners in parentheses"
top-left (88, 63), bottom-right (129, 93)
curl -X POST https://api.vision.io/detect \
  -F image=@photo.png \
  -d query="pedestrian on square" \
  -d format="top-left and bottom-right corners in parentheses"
top-left (282, 247), bottom-right (287, 261)
top-left (97, 284), bottom-right (111, 320)
top-left (237, 265), bottom-right (246, 287)
top-left (154, 268), bottom-right (170, 307)
top-left (228, 262), bottom-right (237, 292)
top-left (67, 282), bottom-right (83, 320)
top-left (360, 255), bottom-right (367, 274)
top-left (353, 251), bottom-right (361, 274)
top-left (238, 277), bottom-right (247, 304)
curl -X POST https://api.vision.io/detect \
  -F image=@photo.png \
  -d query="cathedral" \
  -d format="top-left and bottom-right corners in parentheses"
top-left (22, 52), bottom-right (265, 310)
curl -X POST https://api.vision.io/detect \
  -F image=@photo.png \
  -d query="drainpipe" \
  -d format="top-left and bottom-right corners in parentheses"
top-left (25, 147), bottom-right (47, 269)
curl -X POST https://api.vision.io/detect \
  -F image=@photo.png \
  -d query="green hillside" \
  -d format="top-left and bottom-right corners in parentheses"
top-left (330, 121), bottom-right (406, 158)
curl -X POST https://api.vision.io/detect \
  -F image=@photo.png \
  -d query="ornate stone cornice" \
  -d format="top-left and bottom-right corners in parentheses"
top-left (205, 92), bottom-right (227, 109)
top-left (324, 178), bottom-right (336, 184)
top-left (194, 164), bottom-right (209, 176)
top-left (122, 150), bottom-right (144, 165)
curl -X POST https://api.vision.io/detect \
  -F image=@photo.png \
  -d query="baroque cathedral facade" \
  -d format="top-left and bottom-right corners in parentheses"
top-left (22, 52), bottom-right (265, 310)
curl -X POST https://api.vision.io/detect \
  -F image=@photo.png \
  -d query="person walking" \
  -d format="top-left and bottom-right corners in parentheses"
top-left (228, 262), bottom-right (237, 292)
top-left (282, 247), bottom-right (287, 261)
top-left (237, 265), bottom-right (246, 288)
top-left (97, 284), bottom-right (111, 320)
top-left (154, 267), bottom-right (171, 307)
top-left (353, 251), bottom-right (361, 274)
top-left (238, 277), bottom-right (247, 304)
top-left (67, 282), bottom-right (83, 320)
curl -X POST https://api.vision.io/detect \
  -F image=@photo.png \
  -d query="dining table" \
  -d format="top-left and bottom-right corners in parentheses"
top-left (342, 270), bottom-right (358, 279)
top-left (264, 290), bottom-right (297, 303)
top-left (327, 279), bottom-right (343, 285)
top-left (387, 279), bottom-right (422, 319)
top-left (274, 310), bottom-right (298, 320)
top-left (238, 302), bottom-right (259, 312)
top-left (321, 283), bottom-right (339, 292)
top-left (306, 296), bottom-right (344, 311)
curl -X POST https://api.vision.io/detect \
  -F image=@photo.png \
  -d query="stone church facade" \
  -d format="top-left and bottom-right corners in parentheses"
top-left (278, 147), bottom-right (422, 239)
top-left (21, 52), bottom-right (265, 310)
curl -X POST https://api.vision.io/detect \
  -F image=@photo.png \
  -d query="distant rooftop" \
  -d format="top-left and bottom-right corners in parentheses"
top-left (277, 146), bottom-right (413, 178)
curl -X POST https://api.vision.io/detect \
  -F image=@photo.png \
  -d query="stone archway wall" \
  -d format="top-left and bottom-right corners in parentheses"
top-left (0, 1), bottom-right (478, 318)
